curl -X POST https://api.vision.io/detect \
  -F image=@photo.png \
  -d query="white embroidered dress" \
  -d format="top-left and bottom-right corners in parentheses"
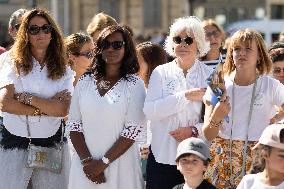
top-left (67, 74), bottom-right (146, 189)
top-left (143, 60), bottom-right (211, 165)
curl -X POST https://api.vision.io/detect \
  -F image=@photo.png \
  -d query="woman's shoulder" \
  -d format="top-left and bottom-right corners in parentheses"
top-left (78, 72), bottom-right (94, 83)
top-left (125, 74), bottom-right (145, 87)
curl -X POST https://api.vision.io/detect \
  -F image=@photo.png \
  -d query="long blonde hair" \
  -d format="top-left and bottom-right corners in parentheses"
top-left (11, 8), bottom-right (67, 80)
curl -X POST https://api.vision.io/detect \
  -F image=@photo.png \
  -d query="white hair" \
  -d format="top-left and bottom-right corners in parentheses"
top-left (164, 16), bottom-right (210, 57)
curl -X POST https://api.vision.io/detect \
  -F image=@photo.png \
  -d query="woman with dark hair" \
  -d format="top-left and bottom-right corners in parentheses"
top-left (67, 25), bottom-right (146, 188)
top-left (0, 8), bottom-right (74, 189)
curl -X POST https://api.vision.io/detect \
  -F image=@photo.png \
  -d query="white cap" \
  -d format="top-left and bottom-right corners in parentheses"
top-left (252, 124), bottom-right (284, 150)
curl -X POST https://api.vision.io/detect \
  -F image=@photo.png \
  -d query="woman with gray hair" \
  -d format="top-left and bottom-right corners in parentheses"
top-left (143, 16), bottom-right (211, 189)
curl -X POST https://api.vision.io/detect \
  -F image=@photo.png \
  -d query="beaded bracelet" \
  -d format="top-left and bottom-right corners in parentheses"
top-left (33, 108), bottom-right (41, 116)
top-left (81, 156), bottom-right (93, 166)
top-left (208, 117), bottom-right (223, 129)
top-left (27, 94), bottom-right (33, 106)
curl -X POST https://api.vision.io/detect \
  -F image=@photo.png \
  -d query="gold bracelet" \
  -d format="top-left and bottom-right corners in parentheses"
top-left (33, 108), bottom-right (41, 116)
top-left (208, 117), bottom-right (223, 129)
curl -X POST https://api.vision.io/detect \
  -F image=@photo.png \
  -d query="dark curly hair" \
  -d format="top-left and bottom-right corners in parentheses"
top-left (268, 42), bottom-right (284, 63)
top-left (90, 25), bottom-right (139, 80)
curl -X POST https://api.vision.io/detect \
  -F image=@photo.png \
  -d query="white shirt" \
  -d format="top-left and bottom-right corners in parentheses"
top-left (143, 60), bottom-right (211, 165)
top-left (237, 173), bottom-right (284, 189)
top-left (0, 57), bottom-right (75, 138)
top-left (204, 75), bottom-right (284, 141)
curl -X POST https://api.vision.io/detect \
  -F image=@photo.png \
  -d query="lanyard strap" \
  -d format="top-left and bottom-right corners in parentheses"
top-left (229, 76), bottom-right (258, 184)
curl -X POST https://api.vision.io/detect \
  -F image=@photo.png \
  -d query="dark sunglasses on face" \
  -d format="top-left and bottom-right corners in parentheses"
top-left (14, 23), bottom-right (21, 31)
top-left (102, 41), bottom-right (125, 50)
top-left (206, 30), bottom-right (220, 38)
top-left (273, 67), bottom-right (284, 74)
top-left (27, 24), bottom-right (53, 35)
top-left (75, 50), bottom-right (95, 59)
top-left (173, 36), bottom-right (194, 45)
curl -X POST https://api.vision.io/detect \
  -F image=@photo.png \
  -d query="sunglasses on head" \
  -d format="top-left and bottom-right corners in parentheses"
top-left (173, 36), bottom-right (194, 45)
top-left (102, 41), bottom-right (125, 50)
top-left (75, 50), bottom-right (95, 59)
top-left (27, 24), bottom-right (53, 35)
top-left (14, 23), bottom-right (21, 31)
top-left (273, 67), bottom-right (284, 74)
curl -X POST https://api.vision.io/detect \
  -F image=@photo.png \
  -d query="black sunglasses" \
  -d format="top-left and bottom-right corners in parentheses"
top-left (173, 36), bottom-right (194, 45)
top-left (14, 23), bottom-right (21, 31)
top-left (205, 30), bottom-right (220, 38)
top-left (273, 67), bottom-right (284, 74)
top-left (27, 24), bottom-right (53, 35)
top-left (102, 41), bottom-right (125, 50)
top-left (75, 50), bottom-right (95, 59)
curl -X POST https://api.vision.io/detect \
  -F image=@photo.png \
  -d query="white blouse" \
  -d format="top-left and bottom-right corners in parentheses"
top-left (143, 60), bottom-right (211, 165)
top-left (0, 57), bottom-right (75, 138)
top-left (204, 75), bottom-right (284, 141)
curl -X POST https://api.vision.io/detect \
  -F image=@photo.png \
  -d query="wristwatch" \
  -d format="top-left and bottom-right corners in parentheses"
top-left (101, 156), bottom-right (110, 165)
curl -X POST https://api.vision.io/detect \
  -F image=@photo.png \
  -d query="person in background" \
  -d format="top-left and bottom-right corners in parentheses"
top-left (136, 41), bottom-right (167, 179)
top-left (0, 8), bottom-right (74, 189)
top-left (65, 32), bottom-right (95, 86)
top-left (200, 19), bottom-right (226, 70)
top-left (67, 25), bottom-right (146, 189)
top-left (203, 29), bottom-right (284, 188)
top-left (144, 16), bottom-right (211, 189)
top-left (0, 46), bottom-right (6, 55)
top-left (268, 42), bottom-right (284, 85)
top-left (86, 12), bottom-right (118, 42)
top-left (173, 137), bottom-right (215, 189)
top-left (237, 124), bottom-right (284, 189)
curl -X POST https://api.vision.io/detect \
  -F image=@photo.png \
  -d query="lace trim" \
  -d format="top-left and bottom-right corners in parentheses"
top-left (120, 122), bottom-right (143, 140)
top-left (66, 120), bottom-right (83, 133)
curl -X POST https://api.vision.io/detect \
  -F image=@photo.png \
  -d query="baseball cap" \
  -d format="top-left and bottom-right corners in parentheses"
top-left (176, 137), bottom-right (211, 161)
top-left (252, 124), bottom-right (284, 150)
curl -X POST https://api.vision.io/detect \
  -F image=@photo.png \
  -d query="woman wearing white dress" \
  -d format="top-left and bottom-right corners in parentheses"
top-left (67, 25), bottom-right (146, 189)
top-left (143, 16), bottom-right (211, 189)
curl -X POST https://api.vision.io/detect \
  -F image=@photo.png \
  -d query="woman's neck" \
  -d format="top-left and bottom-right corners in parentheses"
top-left (233, 70), bottom-right (257, 86)
top-left (176, 56), bottom-right (195, 75)
top-left (105, 64), bottom-right (120, 80)
top-left (73, 68), bottom-right (85, 86)
top-left (261, 168), bottom-right (284, 186)
top-left (184, 176), bottom-right (204, 189)
top-left (31, 47), bottom-right (47, 65)
top-left (206, 50), bottom-right (220, 61)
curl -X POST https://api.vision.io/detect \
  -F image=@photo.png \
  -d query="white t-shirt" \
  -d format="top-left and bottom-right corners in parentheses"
top-left (143, 60), bottom-right (211, 165)
top-left (0, 57), bottom-right (75, 138)
top-left (204, 75), bottom-right (284, 141)
top-left (237, 173), bottom-right (284, 189)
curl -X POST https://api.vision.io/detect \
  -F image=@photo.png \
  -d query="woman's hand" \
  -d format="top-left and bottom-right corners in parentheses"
top-left (83, 159), bottom-right (108, 181)
top-left (51, 89), bottom-right (71, 101)
top-left (270, 111), bottom-right (284, 124)
top-left (140, 147), bottom-right (150, 160)
top-left (169, 127), bottom-right (192, 142)
top-left (85, 171), bottom-right (106, 184)
top-left (185, 88), bottom-right (206, 101)
top-left (212, 96), bottom-right (231, 120)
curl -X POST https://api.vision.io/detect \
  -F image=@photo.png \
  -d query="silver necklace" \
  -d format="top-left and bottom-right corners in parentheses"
top-left (98, 79), bottom-right (111, 90)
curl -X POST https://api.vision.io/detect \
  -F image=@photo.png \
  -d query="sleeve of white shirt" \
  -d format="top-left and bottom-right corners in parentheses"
top-left (271, 77), bottom-right (284, 106)
top-left (143, 68), bottom-right (189, 121)
top-left (120, 77), bottom-right (147, 141)
top-left (0, 60), bottom-right (18, 89)
top-left (59, 66), bottom-right (75, 95)
top-left (66, 76), bottom-right (84, 134)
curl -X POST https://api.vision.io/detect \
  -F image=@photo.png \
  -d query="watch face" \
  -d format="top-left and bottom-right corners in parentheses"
top-left (102, 156), bottom-right (110, 164)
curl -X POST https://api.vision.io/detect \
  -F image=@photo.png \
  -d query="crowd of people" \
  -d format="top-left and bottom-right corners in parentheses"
top-left (0, 7), bottom-right (283, 189)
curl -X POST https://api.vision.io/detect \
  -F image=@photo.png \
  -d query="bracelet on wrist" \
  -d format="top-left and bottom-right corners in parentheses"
top-left (81, 156), bottom-right (93, 166)
top-left (189, 126), bottom-right (199, 138)
top-left (27, 94), bottom-right (33, 106)
top-left (32, 108), bottom-right (41, 116)
top-left (208, 117), bottom-right (223, 129)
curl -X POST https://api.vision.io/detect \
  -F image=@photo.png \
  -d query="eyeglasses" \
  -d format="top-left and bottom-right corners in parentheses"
top-left (205, 30), bottom-right (220, 38)
top-left (102, 41), bottom-right (125, 50)
top-left (14, 23), bottom-right (21, 31)
top-left (273, 67), bottom-right (284, 74)
top-left (27, 24), bottom-right (53, 35)
top-left (75, 50), bottom-right (95, 59)
top-left (173, 36), bottom-right (194, 45)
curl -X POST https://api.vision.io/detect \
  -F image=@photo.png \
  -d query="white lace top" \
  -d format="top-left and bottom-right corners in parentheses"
top-left (143, 60), bottom-right (211, 165)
